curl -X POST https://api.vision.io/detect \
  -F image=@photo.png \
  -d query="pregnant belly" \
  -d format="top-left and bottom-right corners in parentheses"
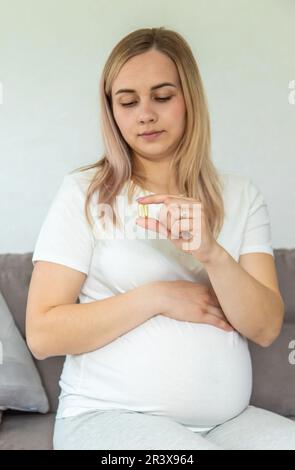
top-left (81, 315), bottom-right (252, 429)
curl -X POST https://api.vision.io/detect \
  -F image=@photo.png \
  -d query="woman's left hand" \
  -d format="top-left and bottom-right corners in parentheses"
top-left (135, 193), bottom-right (221, 264)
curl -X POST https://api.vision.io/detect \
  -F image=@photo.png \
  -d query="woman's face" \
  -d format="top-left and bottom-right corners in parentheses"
top-left (111, 49), bottom-right (187, 163)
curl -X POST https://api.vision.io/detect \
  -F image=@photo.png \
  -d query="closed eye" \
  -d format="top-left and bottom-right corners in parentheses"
top-left (121, 97), bottom-right (172, 107)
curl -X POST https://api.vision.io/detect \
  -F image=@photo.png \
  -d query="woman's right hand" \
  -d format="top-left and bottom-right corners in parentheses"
top-left (156, 280), bottom-right (234, 332)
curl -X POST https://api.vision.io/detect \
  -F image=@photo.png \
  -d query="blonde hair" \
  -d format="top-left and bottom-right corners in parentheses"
top-left (72, 26), bottom-right (224, 238)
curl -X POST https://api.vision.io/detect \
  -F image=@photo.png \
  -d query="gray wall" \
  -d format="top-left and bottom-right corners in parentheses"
top-left (0, 0), bottom-right (294, 252)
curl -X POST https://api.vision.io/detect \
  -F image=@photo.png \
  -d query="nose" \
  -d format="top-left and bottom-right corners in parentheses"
top-left (137, 99), bottom-right (158, 124)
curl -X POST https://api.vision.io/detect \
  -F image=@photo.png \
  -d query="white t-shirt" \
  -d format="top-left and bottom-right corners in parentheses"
top-left (32, 168), bottom-right (274, 432)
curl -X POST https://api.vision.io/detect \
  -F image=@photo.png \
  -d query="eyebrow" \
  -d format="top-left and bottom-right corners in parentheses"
top-left (114, 82), bottom-right (177, 95)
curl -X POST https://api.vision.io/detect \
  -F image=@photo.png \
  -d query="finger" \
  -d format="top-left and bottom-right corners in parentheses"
top-left (136, 194), bottom-right (171, 204)
top-left (207, 297), bottom-right (221, 308)
top-left (207, 287), bottom-right (221, 307)
top-left (137, 194), bottom-right (196, 207)
top-left (206, 305), bottom-right (226, 319)
top-left (135, 217), bottom-right (170, 238)
top-left (158, 202), bottom-right (181, 232)
top-left (170, 218), bottom-right (192, 239)
top-left (158, 202), bottom-right (201, 226)
top-left (170, 219), bottom-right (200, 242)
top-left (203, 313), bottom-right (234, 332)
top-left (158, 202), bottom-right (192, 230)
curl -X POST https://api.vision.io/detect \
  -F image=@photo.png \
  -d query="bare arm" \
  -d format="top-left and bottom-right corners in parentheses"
top-left (201, 246), bottom-right (284, 347)
top-left (26, 261), bottom-right (163, 360)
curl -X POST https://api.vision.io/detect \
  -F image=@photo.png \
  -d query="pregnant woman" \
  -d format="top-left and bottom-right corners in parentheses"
top-left (26, 27), bottom-right (295, 450)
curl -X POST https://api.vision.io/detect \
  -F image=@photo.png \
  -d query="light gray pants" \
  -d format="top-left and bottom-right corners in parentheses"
top-left (53, 405), bottom-right (295, 450)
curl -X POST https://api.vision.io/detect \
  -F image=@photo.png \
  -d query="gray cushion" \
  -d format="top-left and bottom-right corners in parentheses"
top-left (0, 292), bottom-right (49, 413)
top-left (249, 323), bottom-right (295, 415)
top-left (249, 248), bottom-right (295, 416)
top-left (0, 411), bottom-right (55, 450)
top-left (273, 248), bottom-right (295, 323)
top-left (0, 253), bottom-right (64, 412)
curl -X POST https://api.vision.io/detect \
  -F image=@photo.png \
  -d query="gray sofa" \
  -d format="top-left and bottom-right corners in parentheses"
top-left (0, 249), bottom-right (294, 450)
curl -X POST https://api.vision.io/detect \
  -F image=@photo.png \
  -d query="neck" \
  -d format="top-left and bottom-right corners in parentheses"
top-left (131, 156), bottom-right (179, 194)
top-left (132, 174), bottom-right (180, 195)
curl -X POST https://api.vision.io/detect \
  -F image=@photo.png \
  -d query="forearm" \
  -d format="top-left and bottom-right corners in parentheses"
top-left (29, 282), bottom-right (161, 359)
top-left (201, 245), bottom-right (284, 347)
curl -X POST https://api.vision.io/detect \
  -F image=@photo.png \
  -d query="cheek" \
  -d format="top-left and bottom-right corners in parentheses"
top-left (168, 103), bottom-right (186, 130)
top-left (121, 118), bottom-right (134, 137)
top-left (113, 107), bottom-right (123, 126)
top-left (113, 109), bottom-right (132, 135)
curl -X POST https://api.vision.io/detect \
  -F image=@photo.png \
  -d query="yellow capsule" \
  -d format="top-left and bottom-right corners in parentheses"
top-left (138, 204), bottom-right (143, 218)
top-left (138, 203), bottom-right (148, 218)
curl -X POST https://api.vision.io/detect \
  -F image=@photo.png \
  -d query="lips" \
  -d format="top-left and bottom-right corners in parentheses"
top-left (140, 130), bottom-right (163, 136)
top-left (139, 131), bottom-right (164, 141)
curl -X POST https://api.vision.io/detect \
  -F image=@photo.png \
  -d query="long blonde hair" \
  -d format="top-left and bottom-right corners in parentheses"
top-left (72, 27), bottom-right (224, 238)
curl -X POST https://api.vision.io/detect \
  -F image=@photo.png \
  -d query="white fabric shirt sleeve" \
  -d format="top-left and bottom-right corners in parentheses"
top-left (32, 174), bottom-right (95, 274)
top-left (239, 179), bottom-right (274, 257)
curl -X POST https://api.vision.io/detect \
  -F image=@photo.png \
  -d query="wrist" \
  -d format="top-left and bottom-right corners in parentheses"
top-left (136, 282), bottom-right (167, 319)
top-left (197, 243), bottom-right (227, 268)
top-left (148, 281), bottom-right (170, 316)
